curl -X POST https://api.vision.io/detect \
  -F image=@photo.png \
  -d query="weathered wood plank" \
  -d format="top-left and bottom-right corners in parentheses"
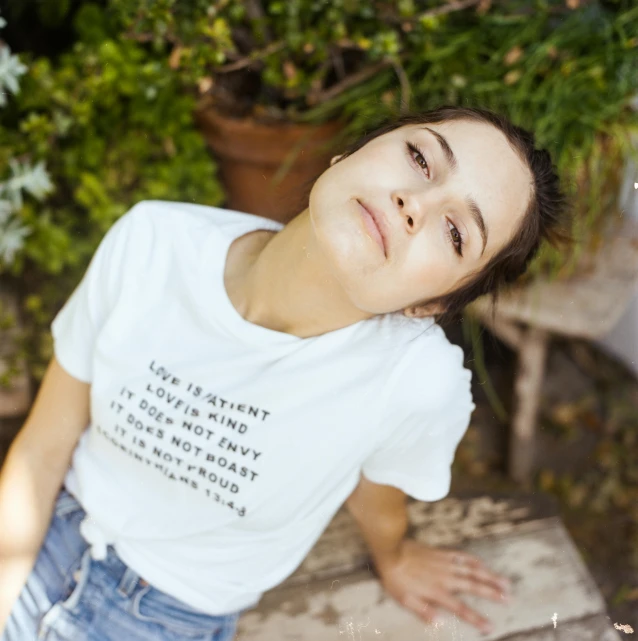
top-left (282, 495), bottom-right (550, 588)
top-left (509, 328), bottom-right (549, 483)
top-left (470, 219), bottom-right (638, 340)
top-left (501, 614), bottom-right (622, 640)
top-left (237, 517), bottom-right (614, 640)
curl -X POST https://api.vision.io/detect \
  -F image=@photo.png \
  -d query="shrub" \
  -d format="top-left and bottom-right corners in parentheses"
top-left (0, 3), bottom-right (223, 381)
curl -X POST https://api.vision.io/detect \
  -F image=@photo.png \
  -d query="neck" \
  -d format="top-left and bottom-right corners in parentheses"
top-left (224, 209), bottom-right (376, 338)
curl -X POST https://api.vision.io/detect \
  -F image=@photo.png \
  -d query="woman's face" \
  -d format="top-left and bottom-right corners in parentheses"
top-left (308, 119), bottom-right (533, 315)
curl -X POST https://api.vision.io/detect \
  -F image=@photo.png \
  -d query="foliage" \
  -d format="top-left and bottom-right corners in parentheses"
top-left (329, 1), bottom-right (638, 280)
top-left (1, 0), bottom-right (638, 387)
top-left (0, 40), bottom-right (28, 106)
top-left (109, 0), bottom-right (430, 123)
top-left (111, 0), bottom-right (638, 278)
top-left (0, 3), bottom-right (223, 382)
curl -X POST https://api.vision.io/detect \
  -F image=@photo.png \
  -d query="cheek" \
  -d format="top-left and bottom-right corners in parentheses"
top-left (309, 197), bottom-right (379, 290)
top-left (403, 235), bottom-right (462, 299)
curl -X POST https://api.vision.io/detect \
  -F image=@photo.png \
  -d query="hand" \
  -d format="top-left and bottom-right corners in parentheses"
top-left (375, 539), bottom-right (510, 635)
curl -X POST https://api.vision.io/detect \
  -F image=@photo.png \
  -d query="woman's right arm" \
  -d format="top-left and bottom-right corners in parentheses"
top-left (0, 356), bottom-right (91, 633)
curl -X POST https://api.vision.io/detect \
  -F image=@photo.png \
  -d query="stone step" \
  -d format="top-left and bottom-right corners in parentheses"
top-left (235, 496), bottom-right (622, 640)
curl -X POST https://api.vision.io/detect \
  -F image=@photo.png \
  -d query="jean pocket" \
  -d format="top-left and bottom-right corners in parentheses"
top-left (131, 586), bottom-right (236, 640)
top-left (53, 488), bottom-right (84, 519)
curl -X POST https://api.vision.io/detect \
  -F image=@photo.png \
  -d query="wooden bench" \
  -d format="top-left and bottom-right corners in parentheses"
top-left (235, 494), bottom-right (622, 640)
top-left (468, 218), bottom-right (638, 484)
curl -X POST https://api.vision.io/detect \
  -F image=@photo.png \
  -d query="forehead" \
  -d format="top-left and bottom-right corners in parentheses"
top-left (399, 120), bottom-right (532, 256)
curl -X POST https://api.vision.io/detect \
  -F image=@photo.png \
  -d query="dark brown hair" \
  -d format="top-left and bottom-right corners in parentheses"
top-left (298, 104), bottom-right (571, 323)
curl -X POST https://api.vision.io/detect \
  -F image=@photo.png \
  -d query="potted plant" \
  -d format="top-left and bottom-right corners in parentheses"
top-left (110, 0), bottom-right (498, 221)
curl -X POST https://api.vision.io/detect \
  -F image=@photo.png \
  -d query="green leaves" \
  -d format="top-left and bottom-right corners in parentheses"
top-left (1, 0), bottom-right (637, 387)
top-left (0, 5), bottom-right (224, 381)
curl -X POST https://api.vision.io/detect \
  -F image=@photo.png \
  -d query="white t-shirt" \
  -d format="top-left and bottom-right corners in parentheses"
top-left (51, 200), bottom-right (475, 615)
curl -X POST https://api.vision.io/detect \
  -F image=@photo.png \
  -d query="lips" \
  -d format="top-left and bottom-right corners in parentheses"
top-left (357, 199), bottom-right (388, 256)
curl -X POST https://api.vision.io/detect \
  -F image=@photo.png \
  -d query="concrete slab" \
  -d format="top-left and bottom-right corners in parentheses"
top-left (236, 518), bottom-right (620, 640)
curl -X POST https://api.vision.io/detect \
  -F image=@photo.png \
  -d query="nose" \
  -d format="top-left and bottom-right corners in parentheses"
top-left (392, 190), bottom-right (426, 233)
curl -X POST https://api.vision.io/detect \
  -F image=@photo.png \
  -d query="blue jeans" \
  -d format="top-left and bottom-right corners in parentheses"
top-left (2, 487), bottom-right (241, 641)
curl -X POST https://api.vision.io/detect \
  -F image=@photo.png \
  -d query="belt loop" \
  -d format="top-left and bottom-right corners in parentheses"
top-left (117, 567), bottom-right (142, 598)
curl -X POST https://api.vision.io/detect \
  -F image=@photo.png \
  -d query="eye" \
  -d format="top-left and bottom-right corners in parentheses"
top-left (447, 219), bottom-right (464, 257)
top-left (405, 141), bottom-right (431, 178)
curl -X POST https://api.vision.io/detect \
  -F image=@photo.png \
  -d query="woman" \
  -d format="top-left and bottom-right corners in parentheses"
top-left (0, 105), bottom-right (567, 640)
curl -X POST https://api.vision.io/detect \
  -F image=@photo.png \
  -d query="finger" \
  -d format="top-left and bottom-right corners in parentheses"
top-left (447, 550), bottom-right (484, 568)
top-left (403, 593), bottom-right (439, 624)
top-left (447, 551), bottom-right (511, 591)
top-left (446, 576), bottom-right (509, 603)
top-left (466, 565), bottom-right (512, 593)
top-left (434, 593), bottom-right (492, 635)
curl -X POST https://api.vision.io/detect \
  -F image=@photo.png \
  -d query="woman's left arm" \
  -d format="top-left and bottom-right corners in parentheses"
top-left (345, 475), bottom-right (510, 635)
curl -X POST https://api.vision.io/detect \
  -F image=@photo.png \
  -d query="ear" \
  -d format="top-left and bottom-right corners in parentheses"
top-left (330, 154), bottom-right (343, 166)
top-left (402, 302), bottom-right (445, 318)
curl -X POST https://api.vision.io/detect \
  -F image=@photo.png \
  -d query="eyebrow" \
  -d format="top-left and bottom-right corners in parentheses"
top-left (421, 126), bottom-right (489, 256)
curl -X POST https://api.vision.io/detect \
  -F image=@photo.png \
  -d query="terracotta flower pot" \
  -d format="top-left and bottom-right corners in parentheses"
top-left (194, 101), bottom-right (344, 223)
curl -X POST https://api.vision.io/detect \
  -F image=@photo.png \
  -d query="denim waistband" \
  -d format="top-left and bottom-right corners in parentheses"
top-left (48, 487), bottom-right (240, 639)
top-left (54, 487), bottom-right (242, 630)
top-left (55, 488), bottom-right (148, 594)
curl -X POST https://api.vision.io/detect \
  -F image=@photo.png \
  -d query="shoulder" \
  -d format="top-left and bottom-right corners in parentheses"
top-left (402, 321), bottom-right (470, 390)
top-left (125, 200), bottom-right (284, 244)
top-left (385, 321), bottom-right (473, 418)
top-left (121, 199), bottom-right (226, 231)
top-left (111, 200), bottom-right (230, 261)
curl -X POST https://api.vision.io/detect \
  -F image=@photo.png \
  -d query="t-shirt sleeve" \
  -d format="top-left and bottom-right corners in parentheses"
top-left (360, 339), bottom-right (475, 502)
top-left (50, 203), bottom-right (144, 383)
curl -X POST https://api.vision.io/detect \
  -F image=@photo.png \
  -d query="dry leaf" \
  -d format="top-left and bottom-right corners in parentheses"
top-left (469, 461), bottom-right (488, 477)
top-left (381, 90), bottom-right (396, 107)
top-left (169, 46), bottom-right (183, 70)
top-left (551, 402), bottom-right (579, 425)
top-left (198, 76), bottom-right (214, 94)
top-left (566, 0), bottom-right (580, 8)
top-left (477, 0), bottom-right (492, 15)
top-left (504, 69), bottom-right (522, 85)
top-left (539, 469), bottom-right (555, 491)
top-left (566, 484), bottom-right (588, 508)
top-left (283, 61), bottom-right (297, 80)
top-left (504, 46), bottom-right (523, 65)
top-left (162, 137), bottom-right (176, 157)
